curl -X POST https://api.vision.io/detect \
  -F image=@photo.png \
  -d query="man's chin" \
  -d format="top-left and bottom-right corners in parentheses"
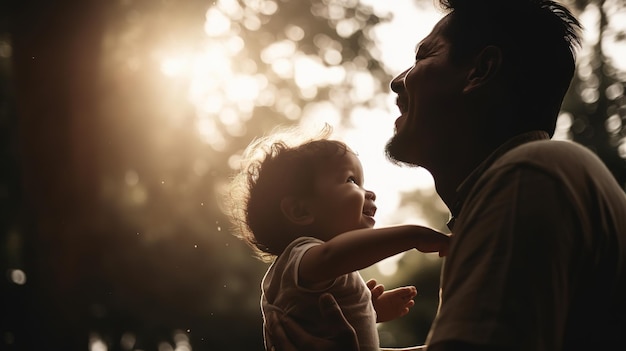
top-left (385, 134), bottom-right (419, 167)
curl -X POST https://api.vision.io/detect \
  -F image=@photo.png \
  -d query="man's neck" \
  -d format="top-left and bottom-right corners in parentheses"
top-left (426, 165), bottom-right (471, 214)
top-left (431, 130), bottom-right (550, 214)
top-left (427, 141), bottom-right (498, 212)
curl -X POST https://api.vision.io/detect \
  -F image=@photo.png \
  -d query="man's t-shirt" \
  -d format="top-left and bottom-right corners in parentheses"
top-left (428, 134), bottom-right (626, 350)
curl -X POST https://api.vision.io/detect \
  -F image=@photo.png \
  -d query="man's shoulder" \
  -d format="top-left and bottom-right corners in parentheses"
top-left (508, 138), bottom-right (590, 155)
top-left (487, 139), bottom-right (622, 197)
top-left (481, 139), bottom-right (619, 191)
top-left (496, 139), bottom-right (599, 168)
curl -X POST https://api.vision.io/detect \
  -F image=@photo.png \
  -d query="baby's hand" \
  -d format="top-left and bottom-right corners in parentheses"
top-left (366, 279), bottom-right (417, 323)
top-left (415, 229), bottom-right (451, 257)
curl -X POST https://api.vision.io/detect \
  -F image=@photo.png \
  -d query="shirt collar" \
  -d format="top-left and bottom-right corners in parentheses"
top-left (447, 131), bottom-right (550, 230)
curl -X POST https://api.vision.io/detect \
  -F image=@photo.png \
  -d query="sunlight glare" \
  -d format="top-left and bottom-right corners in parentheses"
top-left (225, 74), bottom-right (265, 103)
top-left (89, 334), bottom-right (108, 351)
top-left (322, 48), bottom-right (342, 65)
top-left (224, 114), bottom-right (247, 137)
top-left (205, 7), bottom-right (231, 37)
top-left (243, 16), bottom-right (262, 31)
top-left (580, 3), bottom-right (600, 46)
top-left (601, 2), bottom-right (626, 70)
top-left (257, 87), bottom-right (277, 106)
top-left (336, 18), bottom-right (360, 38)
top-left (261, 40), bottom-right (297, 64)
top-left (120, 333), bottom-right (136, 351)
top-left (376, 254), bottom-right (404, 276)
top-left (198, 118), bottom-right (227, 151)
top-left (606, 82), bottom-right (624, 100)
top-left (300, 86), bottom-right (318, 100)
top-left (294, 54), bottom-right (346, 92)
top-left (285, 25), bottom-right (305, 41)
top-left (217, 0), bottom-right (244, 20)
top-left (158, 342), bottom-right (174, 351)
top-left (328, 3), bottom-right (346, 20)
top-left (196, 95), bottom-right (224, 114)
top-left (259, 0), bottom-right (279, 15)
top-left (299, 101), bottom-right (342, 128)
top-left (261, 41), bottom-right (296, 77)
top-left (294, 55), bottom-right (326, 89)
top-left (349, 71), bottom-right (375, 102)
top-left (228, 154), bottom-right (242, 170)
top-left (218, 108), bottom-right (238, 125)
top-left (173, 329), bottom-right (192, 351)
top-left (226, 35), bottom-right (245, 53)
top-left (282, 102), bottom-right (302, 120)
top-left (9, 269), bottom-right (27, 285)
top-left (553, 112), bottom-right (573, 141)
top-left (619, 138), bottom-right (626, 159)
top-left (581, 87), bottom-right (600, 104)
top-left (160, 56), bottom-right (189, 77)
top-left (271, 58), bottom-right (293, 78)
top-left (606, 114), bottom-right (622, 134)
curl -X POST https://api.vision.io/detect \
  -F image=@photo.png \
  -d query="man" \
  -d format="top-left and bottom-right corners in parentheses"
top-left (385, 0), bottom-right (626, 350)
top-left (268, 0), bottom-right (626, 350)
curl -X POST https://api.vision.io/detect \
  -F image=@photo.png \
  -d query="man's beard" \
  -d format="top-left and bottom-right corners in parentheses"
top-left (384, 129), bottom-right (419, 167)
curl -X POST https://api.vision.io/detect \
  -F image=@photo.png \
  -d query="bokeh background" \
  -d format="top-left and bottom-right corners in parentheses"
top-left (1, 0), bottom-right (625, 350)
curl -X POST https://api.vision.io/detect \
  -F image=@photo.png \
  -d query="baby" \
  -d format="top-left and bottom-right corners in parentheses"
top-left (225, 125), bottom-right (449, 351)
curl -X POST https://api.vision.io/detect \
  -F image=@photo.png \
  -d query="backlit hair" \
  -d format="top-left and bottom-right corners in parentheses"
top-left (225, 124), bottom-right (353, 262)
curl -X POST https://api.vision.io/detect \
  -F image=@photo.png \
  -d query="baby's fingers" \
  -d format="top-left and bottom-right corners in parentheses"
top-left (389, 286), bottom-right (417, 300)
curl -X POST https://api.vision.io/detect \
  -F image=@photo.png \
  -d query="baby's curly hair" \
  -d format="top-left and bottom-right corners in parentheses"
top-left (225, 124), bottom-right (354, 262)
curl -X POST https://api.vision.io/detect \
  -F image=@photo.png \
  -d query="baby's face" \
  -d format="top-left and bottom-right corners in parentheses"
top-left (307, 152), bottom-right (377, 240)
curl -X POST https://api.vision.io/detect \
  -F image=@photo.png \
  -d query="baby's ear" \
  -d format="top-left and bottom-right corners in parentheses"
top-left (280, 196), bottom-right (314, 226)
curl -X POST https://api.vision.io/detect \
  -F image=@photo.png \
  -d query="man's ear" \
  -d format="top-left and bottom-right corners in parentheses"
top-left (280, 196), bottom-right (314, 226)
top-left (463, 45), bottom-right (502, 94)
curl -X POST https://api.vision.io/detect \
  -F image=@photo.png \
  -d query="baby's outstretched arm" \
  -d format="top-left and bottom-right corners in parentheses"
top-left (367, 279), bottom-right (417, 323)
top-left (299, 225), bottom-right (450, 287)
top-left (415, 229), bottom-right (451, 257)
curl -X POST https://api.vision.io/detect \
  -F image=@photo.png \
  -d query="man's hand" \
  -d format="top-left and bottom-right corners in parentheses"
top-left (264, 293), bottom-right (359, 351)
top-left (367, 279), bottom-right (417, 323)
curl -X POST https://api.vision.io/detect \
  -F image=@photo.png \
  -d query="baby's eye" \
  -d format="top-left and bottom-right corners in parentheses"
top-left (346, 176), bottom-right (358, 184)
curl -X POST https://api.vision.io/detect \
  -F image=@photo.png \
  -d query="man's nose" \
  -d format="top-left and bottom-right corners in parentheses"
top-left (390, 68), bottom-right (409, 93)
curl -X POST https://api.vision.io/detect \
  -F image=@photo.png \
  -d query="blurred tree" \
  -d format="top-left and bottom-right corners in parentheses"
top-left (3, 0), bottom-right (409, 350)
top-left (6, 1), bottom-right (106, 350)
top-left (562, 0), bottom-right (626, 190)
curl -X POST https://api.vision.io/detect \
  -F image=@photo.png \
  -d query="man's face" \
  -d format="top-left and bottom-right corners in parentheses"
top-left (385, 15), bottom-right (469, 169)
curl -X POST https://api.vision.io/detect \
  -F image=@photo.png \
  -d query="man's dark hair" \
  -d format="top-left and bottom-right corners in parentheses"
top-left (439, 0), bottom-right (582, 136)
